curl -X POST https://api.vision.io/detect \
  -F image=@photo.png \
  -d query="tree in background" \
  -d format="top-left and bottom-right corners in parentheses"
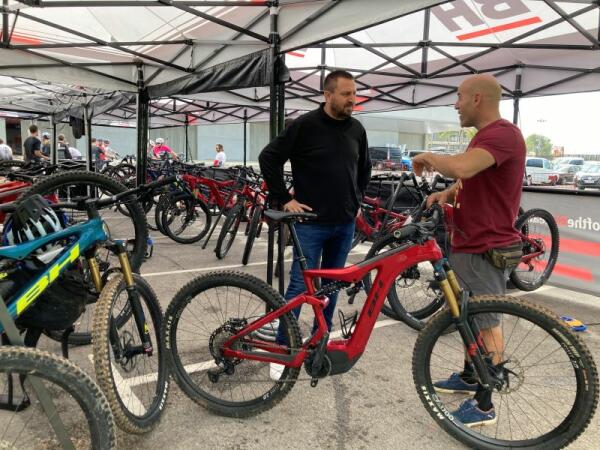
top-left (525, 134), bottom-right (552, 157)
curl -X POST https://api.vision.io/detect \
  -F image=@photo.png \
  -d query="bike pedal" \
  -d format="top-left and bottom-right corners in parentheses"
top-left (310, 378), bottom-right (319, 388)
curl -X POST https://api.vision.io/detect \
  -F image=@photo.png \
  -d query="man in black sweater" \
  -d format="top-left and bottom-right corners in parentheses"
top-left (259, 70), bottom-right (371, 379)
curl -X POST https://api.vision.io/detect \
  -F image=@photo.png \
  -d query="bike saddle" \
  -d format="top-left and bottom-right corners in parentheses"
top-left (264, 210), bottom-right (317, 222)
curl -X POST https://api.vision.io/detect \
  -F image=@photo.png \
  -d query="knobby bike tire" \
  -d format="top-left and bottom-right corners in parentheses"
top-left (510, 208), bottom-right (559, 291)
top-left (19, 170), bottom-right (147, 346)
top-left (242, 204), bottom-right (264, 265)
top-left (163, 271), bottom-right (301, 417)
top-left (412, 295), bottom-right (598, 449)
top-left (161, 195), bottom-right (212, 244)
top-left (92, 274), bottom-right (169, 434)
top-left (0, 159), bottom-right (28, 176)
top-left (153, 193), bottom-right (172, 235)
top-left (0, 346), bottom-right (117, 450)
top-left (363, 234), bottom-right (444, 329)
top-left (18, 170), bottom-right (147, 272)
top-left (215, 203), bottom-right (243, 259)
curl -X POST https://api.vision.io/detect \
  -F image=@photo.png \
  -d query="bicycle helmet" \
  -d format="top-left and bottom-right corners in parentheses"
top-left (2, 194), bottom-right (63, 255)
top-left (155, 137), bottom-right (164, 145)
top-left (2, 195), bottom-right (89, 330)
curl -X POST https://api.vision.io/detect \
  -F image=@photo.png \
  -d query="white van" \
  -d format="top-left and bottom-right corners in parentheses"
top-left (525, 157), bottom-right (560, 185)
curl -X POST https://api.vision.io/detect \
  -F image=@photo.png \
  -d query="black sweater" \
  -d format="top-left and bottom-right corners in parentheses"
top-left (259, 105), bottom-right (371, 223)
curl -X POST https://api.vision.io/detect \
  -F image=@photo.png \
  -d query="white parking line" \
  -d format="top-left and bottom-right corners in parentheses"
top-left (142, 248), bottom-right (369, 278)
top-left (509, 285), bottom-right (552, 297)
top-left (127, 319), bottom-right (402, 387)
top-left (88, 354), bottom-right (147, 415)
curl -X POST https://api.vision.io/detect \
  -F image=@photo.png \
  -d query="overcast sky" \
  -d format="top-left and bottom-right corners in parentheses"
top-left (499, 91), bottom-right (599, 156)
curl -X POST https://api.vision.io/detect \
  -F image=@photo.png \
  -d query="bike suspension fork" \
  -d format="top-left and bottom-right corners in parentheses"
top-left (115, 243), bottom-right (154, 356)
top-left (432, 260), bottom-right (493, 389)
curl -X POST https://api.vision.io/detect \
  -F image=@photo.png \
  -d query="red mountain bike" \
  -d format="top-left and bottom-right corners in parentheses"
top-left (163, 206), bottom-right (596, 449)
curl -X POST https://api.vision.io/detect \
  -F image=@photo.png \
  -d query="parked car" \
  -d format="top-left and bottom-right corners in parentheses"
top-left (369, 146), bottom-right (408, 171)
top-left (555, 164), bottom-right (582, 185)
top-left (524, 157), bottom-right (560, 185)
top-left (552, 157), bottom-right (585, 168)
top-left (576, 164), bottom-right (600, 190)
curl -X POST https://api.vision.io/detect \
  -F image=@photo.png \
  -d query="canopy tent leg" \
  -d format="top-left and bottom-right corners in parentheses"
top-left (136, 66), bottom-right (149, 187)
top-left (243, 109), bottom-right (247, 167)
top-left (84, 102), bottom-right (92, 172)
top-left (51, 116), bottom-right (57, 165)
top-left (513, 66), bottom-right (523, 125)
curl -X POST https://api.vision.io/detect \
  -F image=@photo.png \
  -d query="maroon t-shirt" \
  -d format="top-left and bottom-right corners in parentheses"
top-left (451, 119), bottom-right (526, 254)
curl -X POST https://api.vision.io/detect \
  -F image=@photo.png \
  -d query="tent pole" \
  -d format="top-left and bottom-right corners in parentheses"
top-left (84, 97), bottom-right (93, 172)
top-left (51, 116), bottom-right (57, 165)
top-left (184, 116), bottom-right (189, 162)
top-left (136, 65), bottom-right (149, 186)
top-left (243, 108), bottom-right (247, 167)
top-left (268, 4), bottom-right (280, 140)
top-left (513, 66), bottom-right (523, 125)
top-left (2, 0), bottom-right (9, 46)
top-left (277, 54), bottom-right (285, 133)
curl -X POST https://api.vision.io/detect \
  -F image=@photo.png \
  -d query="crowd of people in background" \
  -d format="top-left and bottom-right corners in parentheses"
top-left (3, 127), bottom-right (232, 168)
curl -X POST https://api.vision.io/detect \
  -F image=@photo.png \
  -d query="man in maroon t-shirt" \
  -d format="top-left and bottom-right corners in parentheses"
top-left (412, 74), bottom-right (526, 427)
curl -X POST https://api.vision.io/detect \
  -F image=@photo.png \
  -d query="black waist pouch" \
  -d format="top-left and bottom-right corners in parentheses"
top-left (485, 241), bottom-right (523, 271)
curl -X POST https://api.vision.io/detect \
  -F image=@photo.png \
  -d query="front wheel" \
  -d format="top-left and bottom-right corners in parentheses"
top-left (413, 295), bottom-right (598, 449)
top-left (92, 274), bottom-right (169, 434)
top-left (241, 204), bottom-right (264, 265)
top-left (161, 195), bottom-right (211, 244)
top-left (510, 208), bottom-right (559, 291)
top-left (0, 347), bottom-right (117, 450)
top-left (163, 271), bottom-right (302, 417)
top-left (215, 203), bottom-right (243, 259)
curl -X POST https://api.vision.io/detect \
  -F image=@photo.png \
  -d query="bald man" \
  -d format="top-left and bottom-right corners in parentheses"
top-left (412, 74), bottom-right (526, 427)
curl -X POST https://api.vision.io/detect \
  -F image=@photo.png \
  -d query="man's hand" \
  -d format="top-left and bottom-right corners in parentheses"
top-left (411, 153), bottom-right (434, 177)
top-left (426, 189), bottom-right (451, 208)
top-left (284, 199), bottom-right (312, 213)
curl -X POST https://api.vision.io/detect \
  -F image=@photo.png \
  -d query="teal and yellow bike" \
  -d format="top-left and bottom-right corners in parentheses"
top-left (0, 176), bottom-right (175, 434)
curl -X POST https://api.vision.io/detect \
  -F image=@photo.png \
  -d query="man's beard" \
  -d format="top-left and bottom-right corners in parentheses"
top-left (332, 101), bottom-right (353, 119)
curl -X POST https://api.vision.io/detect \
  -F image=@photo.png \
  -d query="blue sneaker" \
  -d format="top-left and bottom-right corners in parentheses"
top-left (434, 372), bottom-right (478, 394)
top-left (452, 399), bottom-right (497, 428)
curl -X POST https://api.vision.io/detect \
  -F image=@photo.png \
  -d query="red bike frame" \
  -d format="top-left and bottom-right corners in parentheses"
top-left (182, 173), bottom-right (236, 210)
top-left (222, 237), bottom-right (443, 374)
top-left (355, 195), bottom-right (409, 240)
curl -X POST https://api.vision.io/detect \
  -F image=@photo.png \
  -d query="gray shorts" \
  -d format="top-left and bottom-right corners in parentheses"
top-left (448, 252), bottom-right (508, 329)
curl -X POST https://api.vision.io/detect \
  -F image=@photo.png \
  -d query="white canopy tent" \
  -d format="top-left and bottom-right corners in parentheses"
top-left (0, 0), bottom-right (598, 172)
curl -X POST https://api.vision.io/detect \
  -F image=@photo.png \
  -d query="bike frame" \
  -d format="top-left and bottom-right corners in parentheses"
top-left (222, 237), bottom-right (445, 375)
top-left (0, 218), bottom-right (107, 334)
top-left (355, 196), bottom-right (409, 240)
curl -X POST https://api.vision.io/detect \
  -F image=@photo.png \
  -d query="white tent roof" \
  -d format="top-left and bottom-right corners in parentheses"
top-left (0, 0), bottom-right (441, 90)
top-left (0, 1), bottom-right (598, 122)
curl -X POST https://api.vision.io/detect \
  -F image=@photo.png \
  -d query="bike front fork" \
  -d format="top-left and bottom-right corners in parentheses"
top-left (433, 259), bottom-right (495, 390)
top-left (87, 243), bottom-right (154, 358)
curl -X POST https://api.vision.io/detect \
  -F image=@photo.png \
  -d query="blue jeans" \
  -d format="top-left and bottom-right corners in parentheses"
top-left (276, 221), bottom-right (355, 344)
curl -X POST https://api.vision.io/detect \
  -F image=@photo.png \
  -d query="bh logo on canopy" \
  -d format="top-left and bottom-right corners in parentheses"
top-left (432, 0), bottom-right (542, 41)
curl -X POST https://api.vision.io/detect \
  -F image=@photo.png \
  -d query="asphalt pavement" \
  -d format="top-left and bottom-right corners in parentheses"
top-left (31, 218), bottom-right (600, 449)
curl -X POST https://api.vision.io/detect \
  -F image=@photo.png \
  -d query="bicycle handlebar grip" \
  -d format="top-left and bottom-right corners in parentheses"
top-left (0, 203), bottom-right (16, 214)
top-left (393, 223), bottom-right (419, 240)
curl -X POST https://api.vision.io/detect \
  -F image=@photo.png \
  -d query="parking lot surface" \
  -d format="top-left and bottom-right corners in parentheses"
top-left (31, 219), bottom-right (600, 449)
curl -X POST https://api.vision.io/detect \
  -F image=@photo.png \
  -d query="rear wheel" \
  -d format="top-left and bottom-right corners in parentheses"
top-left (510, 208), bottom-right (559, 291)
top-left (163, 271), bottom-right (301, 417)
